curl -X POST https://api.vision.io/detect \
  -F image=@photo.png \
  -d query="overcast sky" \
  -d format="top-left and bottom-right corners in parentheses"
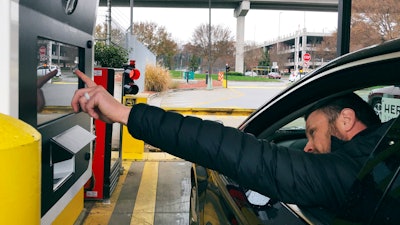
top-left (97, 7), bottom-right (338, 44)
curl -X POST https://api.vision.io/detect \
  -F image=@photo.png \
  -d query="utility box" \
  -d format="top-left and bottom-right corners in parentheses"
top-left (183, 71), bottom-right (195, 80)
top-left (84, 68), bottom-right (123, 200)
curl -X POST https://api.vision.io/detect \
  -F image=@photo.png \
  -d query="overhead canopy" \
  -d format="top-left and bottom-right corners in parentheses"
top-left (99, 0), bottom-right (339, 12)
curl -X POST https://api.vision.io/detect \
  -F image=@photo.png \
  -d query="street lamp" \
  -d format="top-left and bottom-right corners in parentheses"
top-left (207, 0), bottom-right (213, 89)
top-left (278, 11), bottom-right (283, 38)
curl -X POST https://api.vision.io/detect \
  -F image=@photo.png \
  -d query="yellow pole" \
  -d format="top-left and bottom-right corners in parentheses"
top-left (0, 113), bottom-right (41, 225)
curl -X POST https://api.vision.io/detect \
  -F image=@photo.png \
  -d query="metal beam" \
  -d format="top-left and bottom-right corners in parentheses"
top-left (99, 0), bottom-right (339, 12)
top-left (336, 0), bottom-right (351, 56)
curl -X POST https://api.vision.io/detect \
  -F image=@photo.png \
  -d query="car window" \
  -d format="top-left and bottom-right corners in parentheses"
top-left (278, 86), bottom-right (400, 133)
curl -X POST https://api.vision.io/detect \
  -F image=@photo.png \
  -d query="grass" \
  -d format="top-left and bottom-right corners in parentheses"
top-left (169, 70), bottom-right (283, 82)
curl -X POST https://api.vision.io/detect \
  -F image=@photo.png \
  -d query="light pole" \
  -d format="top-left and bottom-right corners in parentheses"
top-left (278, 12), bottom-right (283, 38)
top-left (207, 0), bottom-right (213, 89)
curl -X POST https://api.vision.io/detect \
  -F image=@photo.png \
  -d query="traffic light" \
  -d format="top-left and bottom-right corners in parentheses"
top-left (225, 64), bottom-right (230, 73)
top-left (123, 60), bottom-right (140, 95)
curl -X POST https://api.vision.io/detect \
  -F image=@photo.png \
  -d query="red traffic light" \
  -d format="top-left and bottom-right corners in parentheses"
top-left (129, 69), bottom-right (140, 80)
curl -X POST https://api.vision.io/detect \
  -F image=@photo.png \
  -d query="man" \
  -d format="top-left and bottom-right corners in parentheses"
top-left (71, 70), bottom-right (387, 216)
top-left (303, 93), bottom-right (381, 154)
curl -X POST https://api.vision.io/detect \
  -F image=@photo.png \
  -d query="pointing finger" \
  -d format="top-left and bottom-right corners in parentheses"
top-left (74, 69), bottom-right (97, 87)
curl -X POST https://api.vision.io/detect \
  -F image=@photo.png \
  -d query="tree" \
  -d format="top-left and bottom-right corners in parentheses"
top-left (258, 48), bottom-right (271, 67)
top-left (189, 23), bottom-right (235, 73)
top-left (95, 23), bottom-right (125, 46)
top-left (94, 42), bottom-right (128, 68)
top-left (351, 0), bottom-right (400, 50)
top-left (268, 45), bottom-right (288, 72)
top-left (94, 23), bottom-right (128, 67)
top-left (244, 42), bottom-right (263, 71)
top-left (316, 33), bottom-right (337, 66)
top-left (132, 21), bottom-right (178, 68)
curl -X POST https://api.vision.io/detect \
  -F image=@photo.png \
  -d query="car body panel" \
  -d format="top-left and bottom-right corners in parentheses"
top-left (267, 72), bottom-right (281, 79)
top-left (37, 65), bottom-right (61, 77)
top-left (190, 38), bottom-right (400, 225)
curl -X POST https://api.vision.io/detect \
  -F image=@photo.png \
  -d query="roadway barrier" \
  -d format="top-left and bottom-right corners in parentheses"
top-left (0, 113), bottom-right (41, 225)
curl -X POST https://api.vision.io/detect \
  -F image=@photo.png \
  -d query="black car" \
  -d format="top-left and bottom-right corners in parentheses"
top-left (190, 39), bottom-right (400, 225)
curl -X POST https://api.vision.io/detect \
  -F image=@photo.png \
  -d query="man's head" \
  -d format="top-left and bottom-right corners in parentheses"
top-left (303, 93), bottom-right (381, 154)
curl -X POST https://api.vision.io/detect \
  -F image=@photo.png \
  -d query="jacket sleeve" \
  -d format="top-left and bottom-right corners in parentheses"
top-left (127, 103), bottom-right (363, 209)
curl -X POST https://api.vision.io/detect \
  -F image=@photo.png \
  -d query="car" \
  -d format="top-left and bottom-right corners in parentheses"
top-left (267, 72), bottom-right (281, 79)
top-left (368, 85), bottom-right (400, 120)
top-left (289, 71), bottom-right (308, 82)
top-left (37, 64), bottom-right (62, 77)
top-left (288, 71), bottom-right (298, 82)
top-left (190, 38), bottom-right (400, 225)
top-left (244, 71), bottom-right (257, 76)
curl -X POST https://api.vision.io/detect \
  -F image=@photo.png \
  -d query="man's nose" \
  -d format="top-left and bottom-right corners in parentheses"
top-left (303, 142), bottom-right (314, 153)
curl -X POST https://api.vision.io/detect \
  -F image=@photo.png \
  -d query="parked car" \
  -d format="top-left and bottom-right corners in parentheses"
top-left (267, 72), bottom-right (281, 79)
top-left (190, 38), bottom-right (400, 225)
top-left (368, 85), bottom-right (400, 121)
top-left (289, 71), bottom-right (308, 82)
top-left (37, 64), bottom-right (62, 77)
top-left (288, 71), bottom-right (298, 82)
top-left (244, 71), bottom-right (257, 76)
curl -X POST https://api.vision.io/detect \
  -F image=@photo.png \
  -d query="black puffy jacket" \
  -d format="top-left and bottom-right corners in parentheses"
top-left (127, 103), bottom-right (390, 211)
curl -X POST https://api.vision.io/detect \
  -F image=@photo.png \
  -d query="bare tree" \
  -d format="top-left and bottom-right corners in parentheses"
top-left (95, 23), bottom-right (125, 46)
top-left (190, 23), bottom-right (235, 73)
top-left (351, 0), bottom-right (400, 50)
top-left (313, 34), bottom-right (337, 68)
top-left (132, 21), bottom-right (178, 68)
top-left (269, 45), bottom-right (288, 72)
top-left (244, 42), bottom-right (263, 71)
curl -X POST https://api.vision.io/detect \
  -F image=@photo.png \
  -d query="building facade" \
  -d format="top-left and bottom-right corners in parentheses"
top-left (260, 28), bottom-right (336, 73)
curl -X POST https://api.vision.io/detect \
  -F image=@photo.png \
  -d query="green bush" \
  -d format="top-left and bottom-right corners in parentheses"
top-left (145, 64), bottom-right (172, 92)
top-left (94, 42), bottom-right (128, 68)
top-left (226, 71), bottom-right (244, 76)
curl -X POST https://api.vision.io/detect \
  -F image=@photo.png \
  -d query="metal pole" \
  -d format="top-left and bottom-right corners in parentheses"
top-left (130, 0), bottom-right (134, 35)
top-left (207, 0), bottom-right (213, 89)
top-left (106, 0), bottom-right (111, 45)
top-left (337, 0), bottom-right (352, 57)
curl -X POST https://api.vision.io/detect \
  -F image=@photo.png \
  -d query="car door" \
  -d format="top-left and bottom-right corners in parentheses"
top-left (332, 116), bottom-right (400, 224)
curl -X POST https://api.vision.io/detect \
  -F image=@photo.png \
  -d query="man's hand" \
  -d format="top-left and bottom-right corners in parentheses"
top-left (71, 69), bottom-right (131, 125)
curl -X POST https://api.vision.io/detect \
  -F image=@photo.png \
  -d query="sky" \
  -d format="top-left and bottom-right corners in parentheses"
top-left (97, 7), bottom-right (338, 44)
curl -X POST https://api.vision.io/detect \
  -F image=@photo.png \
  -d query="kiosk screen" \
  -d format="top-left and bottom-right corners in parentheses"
top-left (36, 37), bottom-right (81, 125)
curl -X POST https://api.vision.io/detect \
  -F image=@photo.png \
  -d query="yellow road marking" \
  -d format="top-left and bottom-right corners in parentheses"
top-left (228, 85), bottom-right (288, 89)
top-left (83, 160), bottom-right (132, 225)
top-left (131, 161), bottom-right (159, 225)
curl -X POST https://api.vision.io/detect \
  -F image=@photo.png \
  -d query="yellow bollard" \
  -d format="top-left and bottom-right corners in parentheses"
top-left (121, 93), bottom-right (149, 160)
top-left (0, 113), bottom-right (41, 225)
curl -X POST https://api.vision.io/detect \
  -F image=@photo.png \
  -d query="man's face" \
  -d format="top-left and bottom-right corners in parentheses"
top-left (304, 110), bottom-right (334, 154)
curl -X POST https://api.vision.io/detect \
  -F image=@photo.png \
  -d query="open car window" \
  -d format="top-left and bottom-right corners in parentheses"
top-left (248, 85), bottom-right (400, 224)
top-left (266, 86), bottom-right (400, 148)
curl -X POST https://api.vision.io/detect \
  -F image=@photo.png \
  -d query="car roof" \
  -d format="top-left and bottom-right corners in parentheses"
top-left (240, 38), bottom-right (400, 136)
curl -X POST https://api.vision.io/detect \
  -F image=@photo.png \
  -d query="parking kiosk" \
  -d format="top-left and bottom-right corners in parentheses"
top-left (15, 1), bottom-right (98, 224)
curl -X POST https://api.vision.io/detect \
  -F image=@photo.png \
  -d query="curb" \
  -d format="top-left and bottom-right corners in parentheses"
top-left (163, 107), bottom-right (255, 116)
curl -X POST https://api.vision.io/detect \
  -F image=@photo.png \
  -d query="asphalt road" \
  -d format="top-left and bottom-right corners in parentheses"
top-left (149, 80), bottom-right (290, 110)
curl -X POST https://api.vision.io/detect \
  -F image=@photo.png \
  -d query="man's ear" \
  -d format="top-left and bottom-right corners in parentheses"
top-left (340, 108), bottom-right (356, 131)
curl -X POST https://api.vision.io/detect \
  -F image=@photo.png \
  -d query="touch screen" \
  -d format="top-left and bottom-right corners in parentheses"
top-left (37, 37), bottom-right (80, 125)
